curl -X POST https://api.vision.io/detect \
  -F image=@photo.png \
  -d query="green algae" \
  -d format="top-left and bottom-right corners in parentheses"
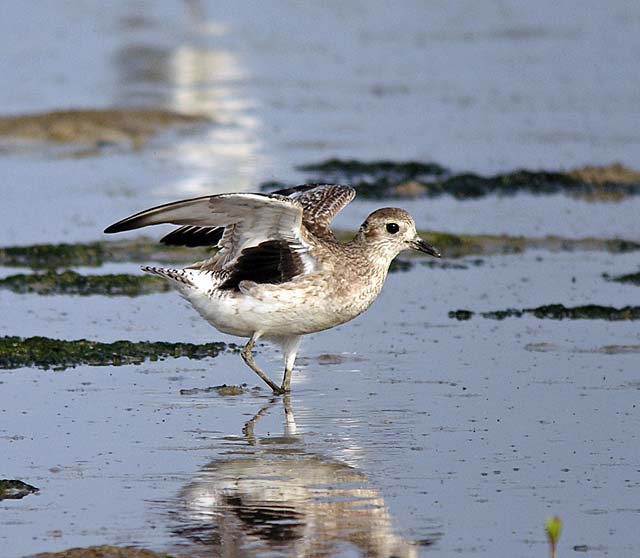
top-left (449, 304), bottom-right (640, 321)
top-left (604, 271), bottom-right (640, 286)
top-left (437, 169), bottom-right (579, 198)
top-left (0, 270), bottom-right (169, 296)
top-left (0, 336), bottom-right (231, 371)
top-left (0, 237), bottom-right (209, 269)
top-left (0, 241), bottom-right (107, 268)
top-left (526, 342), bottom-right (640, 354)
top-left (449, 309), bottom-right (475, 321)
top-left (337, 232), bottom-right (640, 259)
top-left (283, 159), bottom-right (640, 199)
top-left (27, 546), bottom-right (176, 558)
top-left (0, 479), bottom-right (39, 500)
top-left (179, 383), bottom-right (248, 396)
top-left (297, 158), bottom-right (448, 181)
top-left (1, 234), bottom-right (638, 272)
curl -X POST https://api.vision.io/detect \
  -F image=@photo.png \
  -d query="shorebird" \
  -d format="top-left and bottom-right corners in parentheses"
top-left (104, 184), bottom-right (440, 394)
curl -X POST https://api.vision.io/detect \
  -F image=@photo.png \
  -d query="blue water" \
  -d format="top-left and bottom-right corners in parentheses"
top-left (1, 2), bottom-right (639, 557)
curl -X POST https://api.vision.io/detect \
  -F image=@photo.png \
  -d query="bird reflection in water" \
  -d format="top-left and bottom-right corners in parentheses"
top-left (172, 396), bottom-right (419, 557)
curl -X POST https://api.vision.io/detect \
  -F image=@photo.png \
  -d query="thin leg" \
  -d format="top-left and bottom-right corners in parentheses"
top-left (281, 367), bottom-right (293, 393)
top-left (280, 336), bottom-right (302, 392)
top-left (241, 333), bottom-right (284, 395)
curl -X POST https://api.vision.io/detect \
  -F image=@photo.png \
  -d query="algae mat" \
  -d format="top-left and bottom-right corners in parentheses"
top-left (0, 336), bottom-right (231, 370)
top-left (267, 159), bottom-right (640, 199)
top-left (449, 304), bottom-right (640, 321)
top-left (2, 234), bottom-right (638, 270)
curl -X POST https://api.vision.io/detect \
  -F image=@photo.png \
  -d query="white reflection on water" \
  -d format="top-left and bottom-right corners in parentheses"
top-left (114, 4), bottom-right (266, 197)
top-left (162, 45), bottom-right (264, 197)
top-left (172, 398), bottom-right (422, 557)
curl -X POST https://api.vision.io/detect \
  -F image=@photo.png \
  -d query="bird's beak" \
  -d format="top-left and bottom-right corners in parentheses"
top-left (409, 237), bottom-right (441, 258)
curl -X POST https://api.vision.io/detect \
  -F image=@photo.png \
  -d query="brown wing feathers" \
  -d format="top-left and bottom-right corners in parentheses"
top-left (272, 184), bottom-right (355, 234)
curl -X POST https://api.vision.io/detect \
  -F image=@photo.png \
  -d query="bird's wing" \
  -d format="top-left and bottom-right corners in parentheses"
top-left (270, 184), bottom-right (356, 236)
top-left (105, 193), bottom-right (315, 275)
top-left (130, 184), bottom-right (355, 248)
top-left (159, 224), bottom-right (224, 247)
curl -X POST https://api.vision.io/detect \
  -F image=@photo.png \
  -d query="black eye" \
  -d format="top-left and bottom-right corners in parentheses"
top-left (386, 223), bottom-right (400, 234)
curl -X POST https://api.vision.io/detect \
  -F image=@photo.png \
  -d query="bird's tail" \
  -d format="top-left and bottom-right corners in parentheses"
top-left (141, 266), bottom-right (195, 289)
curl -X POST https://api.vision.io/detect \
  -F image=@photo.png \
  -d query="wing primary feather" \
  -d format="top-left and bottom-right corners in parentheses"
top-left (104, 196), bottom-right (214, 233)
top-left (104, 192), bottom-right (300, 234)
top-left (160, 225), bottom-right (224, 247)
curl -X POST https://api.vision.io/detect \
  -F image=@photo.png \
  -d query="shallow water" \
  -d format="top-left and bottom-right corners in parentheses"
top-left (1, 2), bottom-right (640, 558)
top-left (3, 252), bottom-right (640, 557)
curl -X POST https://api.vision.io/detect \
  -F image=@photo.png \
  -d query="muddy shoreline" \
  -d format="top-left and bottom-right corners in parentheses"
top-left (0, 270), bottom-right (169, 296)
top-left (263, 159), bottom-right (640, 199)
top-left (0, 108), bottom-right (211, 151)
top-left (0, 336), bottom-right (233, 370)
top-left (26, 546), bottom-right (177, 558)
top-left (2, 233), bottom-right (638, 270)
top-left (450, 304), bottom-right (640, 321)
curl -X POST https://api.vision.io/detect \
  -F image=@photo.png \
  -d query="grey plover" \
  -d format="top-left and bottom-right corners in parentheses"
top-left (104, 184), bottom-right (440, 394)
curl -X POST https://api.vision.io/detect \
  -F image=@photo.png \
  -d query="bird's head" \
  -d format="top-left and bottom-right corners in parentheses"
top-left (357, 208), bottom-right (441, 262)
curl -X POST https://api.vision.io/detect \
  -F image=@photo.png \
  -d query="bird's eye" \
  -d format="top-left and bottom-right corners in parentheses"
top-left (386, 223), bottom-right (400, 234)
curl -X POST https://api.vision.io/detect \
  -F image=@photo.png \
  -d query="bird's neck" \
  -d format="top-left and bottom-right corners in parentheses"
top-left (349, 236), bottom-right (399, 273)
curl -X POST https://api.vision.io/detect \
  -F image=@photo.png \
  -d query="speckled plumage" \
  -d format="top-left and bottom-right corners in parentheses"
top-left (104, 184), bottom-right (440, 394)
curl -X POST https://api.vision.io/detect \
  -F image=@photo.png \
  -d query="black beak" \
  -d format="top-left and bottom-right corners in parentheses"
top-left (410, 238), bottom-right (441, 258)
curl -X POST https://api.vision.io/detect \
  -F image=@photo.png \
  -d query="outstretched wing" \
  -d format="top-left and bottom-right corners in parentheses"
top-left (104, 184), bottom-right (355, 285)
top-left (158, 184), bottom-right (356, 247)
top-left (104, 193), bottom-right (313, 272)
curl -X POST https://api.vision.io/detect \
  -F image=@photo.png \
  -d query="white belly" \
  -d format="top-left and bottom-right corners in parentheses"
top-left (176, 272), bottom-right (380, 338)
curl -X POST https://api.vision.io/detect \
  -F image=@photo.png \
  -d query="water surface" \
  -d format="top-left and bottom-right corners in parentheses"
top-left (1, 2), bottom-right (639, 557)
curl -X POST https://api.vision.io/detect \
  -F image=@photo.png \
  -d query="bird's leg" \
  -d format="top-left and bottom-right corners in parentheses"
top-left (281, 367), bottom-right (293, 393)
top-left (280, 336), bottom-right (302, 393)
top-left (241, 333), bottom-right (284, 395)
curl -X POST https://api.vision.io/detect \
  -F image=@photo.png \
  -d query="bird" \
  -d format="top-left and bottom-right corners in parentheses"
top-left (104, 184), bottom-right (440, 394)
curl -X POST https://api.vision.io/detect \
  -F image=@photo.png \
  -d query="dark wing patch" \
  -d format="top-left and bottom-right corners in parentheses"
top-left (160, 225), bottom-right (224, 247)
top-left (271, 184), bottom-right (356, 235)
top-left (219, 240), bottom-right (305, 291)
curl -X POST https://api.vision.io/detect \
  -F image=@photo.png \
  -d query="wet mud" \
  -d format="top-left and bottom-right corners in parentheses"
top-left (0, 109), bottom-right (210, 150)
top-left (26, 547), bottom-right (176, 558)
top-left (179, 384), bottom-right (248, 396)
top-left (0, 336), bottom-right (230, 370)
top-left (525, 342), bottom-right (640, 355)
top-left (604, 270), bottom-right (640, 286)
top-left (0, 239), bottom-right (210, 270)
top-left (264, 159), bottom-right (640, 199)
top-left (450, 304), bottom-right (640, 321)
top-left (0, 480), bottom-right (39, 500)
